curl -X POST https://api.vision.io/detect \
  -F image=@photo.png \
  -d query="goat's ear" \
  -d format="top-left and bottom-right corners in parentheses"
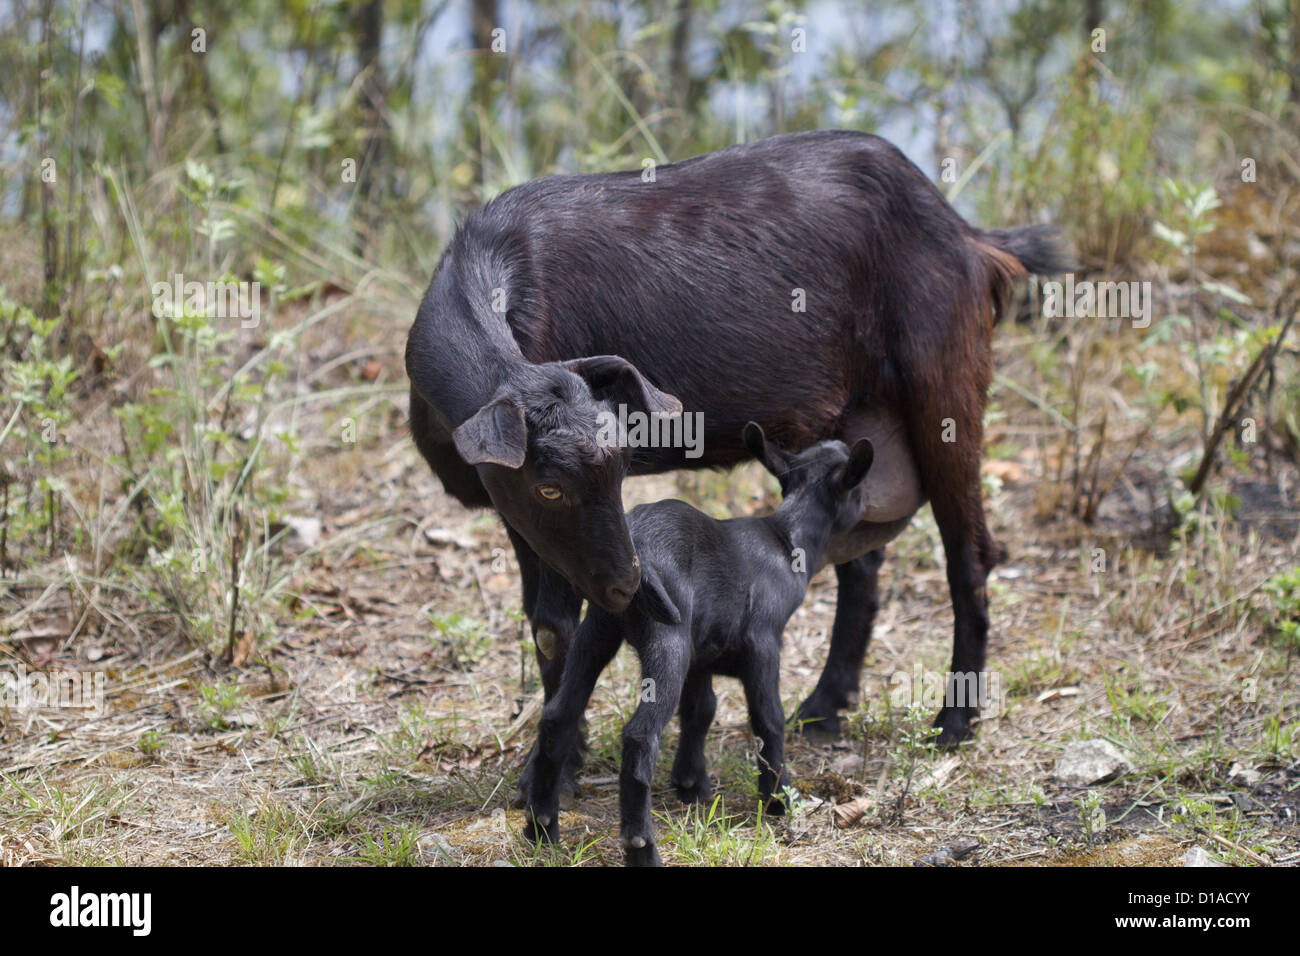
top-left (839, 438), bottom-right (875, 491)
top-left (560, 355), bottom-right (682, 416)
top-left (743, 421), bottom-right (787, 479)
top-left (636, 563), bottom-right (682, 626)
top-left (452, 398), bottom-right (528, 469)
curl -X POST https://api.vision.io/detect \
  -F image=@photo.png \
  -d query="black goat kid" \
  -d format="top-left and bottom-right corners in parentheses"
top-left (523, 424), bottom-right (874, 866)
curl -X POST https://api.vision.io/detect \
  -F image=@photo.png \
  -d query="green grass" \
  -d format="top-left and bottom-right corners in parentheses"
top-left (1, 773), bottom-right (133, 865)
top-left (657, 795), bottom-right (779, 866)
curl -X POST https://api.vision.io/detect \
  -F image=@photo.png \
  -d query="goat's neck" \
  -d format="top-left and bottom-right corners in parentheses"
top-left (409, 263), bottom-right (528, 428)
top-left (765, 494), bottom-right (836, 583)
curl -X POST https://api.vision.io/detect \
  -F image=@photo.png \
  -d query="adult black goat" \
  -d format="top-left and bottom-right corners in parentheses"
top-left (405, 129), bottom-right (1070, 771)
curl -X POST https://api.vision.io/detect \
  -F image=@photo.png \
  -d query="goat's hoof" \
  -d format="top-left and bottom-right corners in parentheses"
top-left (932, 706), bottom-right (977, 748)
top-left (792, 707), bottom-right (842, 742)
top-left (672, 776), bottom-right (712, 805)
top-left (764, 795), bottom-right (788, 817)
top-left (512, 749), bottom-right (582, 808)
top-left (623, 837), bottom-right (662, 867)
top-left (793, 691), bottom-right (848, 741)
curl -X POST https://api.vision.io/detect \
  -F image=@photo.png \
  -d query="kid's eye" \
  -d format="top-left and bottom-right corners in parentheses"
top-left (536, 485), bottom-right (564, 501)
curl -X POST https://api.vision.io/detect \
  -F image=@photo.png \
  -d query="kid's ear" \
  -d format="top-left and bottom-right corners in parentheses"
top-left (839, 437), bottom-right (875, 491)
top-left (743, 421), bottom-right (788, 480)
top-left (636, 563), bottom-right (682, 626)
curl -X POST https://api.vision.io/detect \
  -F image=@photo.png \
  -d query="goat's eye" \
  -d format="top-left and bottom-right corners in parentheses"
top-left (536, 485), bottom-right (564, 501)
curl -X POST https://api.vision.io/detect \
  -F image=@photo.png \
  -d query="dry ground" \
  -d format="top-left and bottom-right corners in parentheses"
top-left (2, 292), bottom-right (1298, 868)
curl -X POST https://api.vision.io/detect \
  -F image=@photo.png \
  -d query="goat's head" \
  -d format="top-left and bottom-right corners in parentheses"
top-left (453, 355), bottom-right (681, 612)
top-left (743, 422), bottom-right (874, 535)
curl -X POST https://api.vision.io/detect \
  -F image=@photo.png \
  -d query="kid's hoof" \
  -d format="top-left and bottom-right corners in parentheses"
top-left (622, 837), bottom-right (662, 867)
top-left (523, 808), bottom-right (559, 844)
top-left (511, 748), bottom-right (582, 809)
top-left (558, 783), bottom-right (579, 810)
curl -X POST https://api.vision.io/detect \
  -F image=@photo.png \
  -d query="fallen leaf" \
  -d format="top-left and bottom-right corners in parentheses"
top-left (1035, 686), bottom-right (1082, 703)
top-left (424, 527), bottom-right (478, 549)
top-left (832, 796), bottom-right (873, 828)
top-left (230, 630), bottom-right (256, 667)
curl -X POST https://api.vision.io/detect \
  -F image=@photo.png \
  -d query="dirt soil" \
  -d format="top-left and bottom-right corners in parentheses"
top-left (1, 309), bottom-right (1298, 868)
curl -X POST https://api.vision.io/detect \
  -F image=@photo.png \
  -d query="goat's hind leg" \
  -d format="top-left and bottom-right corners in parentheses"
top-left (905, 363), bottom-right (1003, 746)
top-left (670, 669), bottom-right (716, 805)
top-left (741, 635), bottom-right (792, 814)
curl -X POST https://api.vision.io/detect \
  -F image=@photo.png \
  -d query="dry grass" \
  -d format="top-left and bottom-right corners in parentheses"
top-left (2, 279), bottom-right (1298, 869)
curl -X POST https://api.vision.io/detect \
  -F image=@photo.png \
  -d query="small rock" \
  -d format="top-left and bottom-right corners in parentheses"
top-left (1184, 846), bottom-right (1226, 867)
top-left (1230, 791), bottom-right (1261, 812)
top-left (419, 833), bottom-right (456, 864)
top-left (914, 755), bottom-right (961, 791)
top-left (1053, 739), bottom-right (1132, 787)
top-left (830, 753), bottom-right (864, 775)
top-left (284, 515), bottom-right (322, 549)
top-left (1227, 762), bottom-right (1262, 787)
top-left (915, 837), bottom-right (980, 867)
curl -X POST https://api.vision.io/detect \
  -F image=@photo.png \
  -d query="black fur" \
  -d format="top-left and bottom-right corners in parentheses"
top-left (406, 130), bottom-right (1070, 776)
top-left (522, 425), bottom-right (873, 866)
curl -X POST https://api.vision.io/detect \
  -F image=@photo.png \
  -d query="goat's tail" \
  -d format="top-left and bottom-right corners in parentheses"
top-left (981, 225), bottom-right (1076, 276)
top-left (971, 224), bottom-right (1076, 325)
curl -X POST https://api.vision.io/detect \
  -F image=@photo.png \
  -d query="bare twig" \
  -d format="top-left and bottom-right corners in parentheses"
top-left (1188, 290), bottom-right (1299, 497)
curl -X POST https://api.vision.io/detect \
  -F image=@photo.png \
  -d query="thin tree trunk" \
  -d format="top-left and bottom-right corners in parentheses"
top-left (63, 0), bottom-right (90, 326)
top-left (177, 0), bottom-right (225, 153)
top-left (1290, 0), bottom-right (1300, 105)
top-left (1085, 0), bottom-right (1104, 35)
top-left (38, 0), bottom-right (59, 320)
top-left (469, 0), bottom-right (498, 189)
top-left (669, 0), bottom-right (692, 113)
top-left (356, 0), bottom-right (386, 251)
top-left (129, 0), bottom-right (161, 170)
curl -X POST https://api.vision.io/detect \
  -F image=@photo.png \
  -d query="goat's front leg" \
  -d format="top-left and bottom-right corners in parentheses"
top-left (741, 636), bottom-right (792, 814)
top-left (523, 617), bottom-right (621, 845)
top-left (795, 548), bottom-right (885, 740)
top-left (621, 636), bottom-right (688, 867)
top-left (670, 669), bottom-right (716, 805)
top-left (506, 526), bottom-right (586, 808)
